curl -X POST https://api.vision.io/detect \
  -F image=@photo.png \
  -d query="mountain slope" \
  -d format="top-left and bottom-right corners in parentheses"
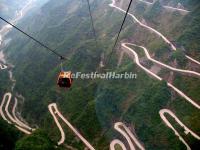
top-left (0, 0), bottom-right (200, 149)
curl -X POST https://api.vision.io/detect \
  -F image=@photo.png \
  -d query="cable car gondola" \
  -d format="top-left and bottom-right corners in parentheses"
top-left (57, 71), bottom-right (73, 88)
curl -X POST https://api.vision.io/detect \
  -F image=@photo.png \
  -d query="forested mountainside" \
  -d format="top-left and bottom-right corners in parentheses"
top-left (0, 0), bottom-right (200, 149)
top-left (0, 0), bottom-right (28, 19)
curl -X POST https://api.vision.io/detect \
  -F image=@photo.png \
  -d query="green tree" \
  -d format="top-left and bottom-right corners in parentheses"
top-left (171, 49), bottom-right (187, 67)
top-left (15, 129), bottom-right (55, 150)
top-left (0, 119), bottom-right (21, 150)
top-left (144, 0), bottom-right (162, 19)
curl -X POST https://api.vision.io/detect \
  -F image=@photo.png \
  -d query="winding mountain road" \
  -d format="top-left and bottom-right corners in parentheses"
top-left (159, 109), bottom-right (200, 150)
top-left (122, 43), bottom-right (200, 109)
top-left (0, 51), bottom-right (7, 70)
top-left (0, 93), bottom-right (12, 124)
top-left (110, 0), bottom-right (200, 65)
top-left (0, 93), bottom-right (33, 134)
top-left (48, 103), bottom-right (95, 150)
top-left (110, 0), bottom-right (176, 50)
top-left (121, 43), bottom-right (200, 150)
top-left (110, 139), bottom-right (126, 150)
top-left (126, 43), bottom-right (200, 77)
top-left (48, 104), bottom-right (65, 145)
top-left (109, 0), bottom-right (200, 109)
top-left (185, 56), bottom-right (200, 65)
top-left (48, 103), bottom-right (145, 150)
top-left (0, 0), bottom-right (36, 135)
top-left (110, 122), bottom-right (145, 150)
top-left (12, 97), bottom-right (34, 131)
top-left (109, 1), bottom-right (200, 149)
top-left (0, 63), bottom-right (7, 70)
top-left (115, 35), bottom-right (200, 149)
top-left (138, 0), bottom-right (190, 13)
